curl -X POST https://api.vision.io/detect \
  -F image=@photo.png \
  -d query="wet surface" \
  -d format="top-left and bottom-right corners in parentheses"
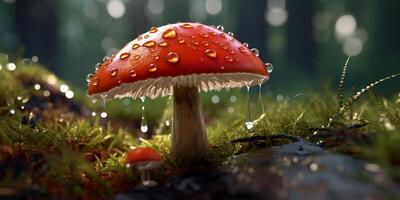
top-left (116, 141), bottom-right (400, 200)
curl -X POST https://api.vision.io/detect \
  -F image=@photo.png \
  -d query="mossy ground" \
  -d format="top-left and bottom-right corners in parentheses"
top-left (0, 55), bottom-right (399, 199)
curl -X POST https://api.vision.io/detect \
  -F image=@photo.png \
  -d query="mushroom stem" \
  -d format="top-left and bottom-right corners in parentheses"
top-left (172, 85), bottom-right (208, 160)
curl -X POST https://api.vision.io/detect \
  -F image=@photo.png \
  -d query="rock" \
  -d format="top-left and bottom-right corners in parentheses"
top-left (116, 142), bottom-right (400, 200)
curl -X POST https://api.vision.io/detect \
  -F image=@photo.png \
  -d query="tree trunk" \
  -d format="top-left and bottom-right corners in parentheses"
top-left (172, 85), bottom-right (207, 160)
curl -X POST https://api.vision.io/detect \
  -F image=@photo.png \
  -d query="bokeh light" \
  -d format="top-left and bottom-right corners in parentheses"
top-left (107, 0), bottom-right (126, 19)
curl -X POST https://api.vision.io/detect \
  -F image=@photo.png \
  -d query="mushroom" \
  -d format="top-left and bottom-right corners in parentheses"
top-left (125, 147), bottom-right (162, 187)
top-left (87, 22), bottom-right (271, 160)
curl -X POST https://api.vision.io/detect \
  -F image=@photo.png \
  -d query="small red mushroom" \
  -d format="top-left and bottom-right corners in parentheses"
top-left (87, 22), bottom-right (271, 161)
top-left (125, 147), bottom-right (162, 187)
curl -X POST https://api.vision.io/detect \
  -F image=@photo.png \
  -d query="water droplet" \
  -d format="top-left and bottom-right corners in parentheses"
top-left (239, 46), bottom-right (246, 52)
top-left (205, 49), bottom-right (217, 58)
top-left (192, 41), bottom-right (199, 46)
top-left (226, 56), bottom-right (234, 63)
top-left (219, 33), bottom-right (226, 38)
top-left (162, 29), bottom-right (177, 39)
top-left (143, 41), bottom-right (156, 47)
top-left (150, 48), bottom-right (156, 53)
top-left (251, 48), bottom-right (260, 56)
top-left (92, 78), bottom-right (99, 86)
top-left (86, 74), bottom-right (93, 82)
top-left (95, 63), bottom-right (102, 70)
top-left (178, 38), bottom-right (186, 44)
top-left (165, 52), bottom-right (180, 63)
top-left (190, 35), bottom-right (196, 39)
top-left (137, 35), bottom-right (143, 40)
top-left (144, 35), bottom-right (150, 39)
top-left (154, 55), bottom-right (160, 60)
top-left (140, 97), bottom-right (148, 133)
top-left (180, 23), bottom-right (193, 29)
top-left (216, 25), bottom-right (224, 32)
top-left (201, 41), bottom-right (209, 46)
top-left (148, 64), bottom-right (157, 72)
top-left (132, 43), bottom-right (140, 49)
top-left (245, 84), bottom-right (252, 129)
top-left (228, 32), bottom-right (234, 37)
top-left (103, 56), bottom-right (110, 62)
top-left (100, 111), bottom-right (107, 118)
top-left (258, 83), bottom-right (265, 114)
top-left (220, 44), bottom-right (227, 50)
top-left (130, 69), bottom-right (137, 77)
top-left (158, 41), bottom-right (168, 47)
top-left (134, 55), bottom-right (140, 60)
top-left (265, 63), bottom-right (274, 73)
top-left (110, 69), bottom-right (118, 77)
top-left (149, 27), bottom-right (158, 33)
top-left (200, 33), bottom-right (208, 38)
top-left (245, 121), bottom-right (254, 129)
top-left (229, 50), bottom-right (235, 55)
top-left (243, 43), bottom-right (249, 47)
top-left (120, 52), bottom-right (130, 60)
top-left (220, 66), bottom-right (225, 70)
top-left (209, 31), bottom-right (217, 36)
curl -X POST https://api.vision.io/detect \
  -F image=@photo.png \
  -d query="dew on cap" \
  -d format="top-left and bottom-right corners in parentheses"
top-left (205, 49), bottom-right (217, 58)
top-left (86, 74), bottom-right (93, 82)
top-left (180, 23), bottom-right (193, 29)
top-left (132, 44), bottom-right (140, 49)
top-left (229, 50), bottom-right (235, 55)
top-left (209, 31), bottom-right (217, 36)
top-left (158, 41), bottom-right (168, 47)
top-left (110, 69), bottom-right (118, 77)
top-left (165, 52), bottom-right (179, 63)
top-left (243, 43), bottom-right (249, 47)
top-left (92, 77), bottom-right (99, 86)
top-left (228, 32), bottom-right (234, 37)
top-left (239, 46), bottom-right (246, 53)
top-left (134, 55), bottom-right (140, 60)
top-left (265, 63), bottom-right (274, 73)
top-left (144, 35), bottom-right (150, 39)
top-left (149, 27), bottom-right (158, 33)
top-left (201, 41), bottom-right (209, 46)
top-left (130, 69), bottom-right (137, 77)
top-left (150, 48), bottom-right (156, 53)
top-left (178, 38), bottom-right (186, 44)
top-left (95, 63), bottom-right (102, 70)
top-left (103, 56), bottom-right (110, 62)
top-left (226, 56), bottom-right (234, 63)
top-left (200, 33), bottom-right (208, 38)
top-left (120, 52), bottom-right (130, 60)
top-left (251, 48), bottom-right (260, 56)
top-left (216, 25), bottom-right (224, 32)
top-left (154, 55), bottom-right (160, 60)
top-left (192, 41), bottom-right (199, 46)
top-left (162, 29), bottom-right (177, 39)
top-left (148, 64), bottom-right (157, 72)
top-left (143, 41), bottom-right (156, 47)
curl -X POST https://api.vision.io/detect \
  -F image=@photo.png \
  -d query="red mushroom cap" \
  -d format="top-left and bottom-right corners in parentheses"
top-left (125, 147), bottom-right (162, 165)
top-left (87, 22), bottom-right (269, 100)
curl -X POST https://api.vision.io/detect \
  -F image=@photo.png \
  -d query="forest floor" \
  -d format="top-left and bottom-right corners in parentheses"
top-left (1, 56), bottom-right (400, 199)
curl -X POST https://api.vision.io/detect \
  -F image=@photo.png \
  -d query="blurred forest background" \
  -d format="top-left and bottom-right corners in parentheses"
top-left (0, 0), bottom-right (399, 95)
